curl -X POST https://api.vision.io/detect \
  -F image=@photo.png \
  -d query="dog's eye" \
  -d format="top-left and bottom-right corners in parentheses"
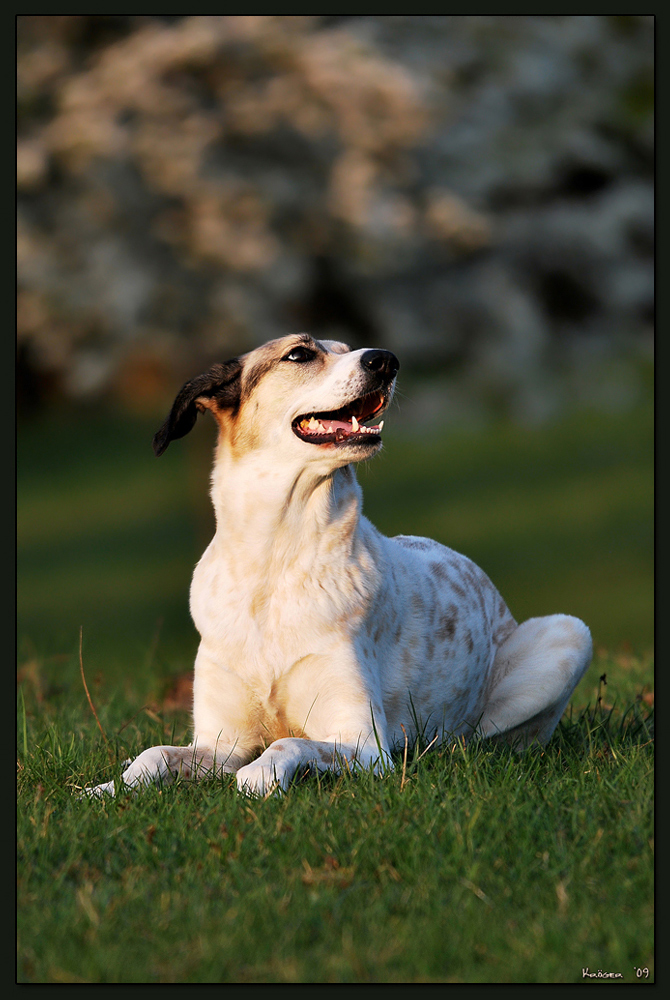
top-left (283, 346), bottom-right (315, 363)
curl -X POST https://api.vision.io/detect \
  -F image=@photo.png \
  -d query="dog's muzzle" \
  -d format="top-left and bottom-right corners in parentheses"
top-left (293, 349), bottom-right (400, 447)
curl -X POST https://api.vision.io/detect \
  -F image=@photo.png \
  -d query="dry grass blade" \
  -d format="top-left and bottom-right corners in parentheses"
top-left (400, 723), bottom-right (409, 790)
top-left (78, 626), bottom-right (111, 759)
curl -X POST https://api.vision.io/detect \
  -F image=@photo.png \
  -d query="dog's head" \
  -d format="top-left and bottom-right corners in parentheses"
top-left (153, 334), bottom-right (399, 468)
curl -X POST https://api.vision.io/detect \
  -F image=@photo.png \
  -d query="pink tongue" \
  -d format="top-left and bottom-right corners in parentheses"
top-left (322, 419), bottom-right (353, 434)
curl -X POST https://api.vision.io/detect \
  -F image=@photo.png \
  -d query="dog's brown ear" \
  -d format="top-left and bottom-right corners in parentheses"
top-left (152, 359), bottom-right (242, 456)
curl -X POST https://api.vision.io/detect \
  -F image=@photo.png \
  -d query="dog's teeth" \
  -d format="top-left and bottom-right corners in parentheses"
top-left (378, 420), bottom-right (384, 432)
top-left (299, 410), bottom-right (383, 439)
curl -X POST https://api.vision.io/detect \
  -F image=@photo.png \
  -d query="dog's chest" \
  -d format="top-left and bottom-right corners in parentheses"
top-left (190, 539), bottom-right (374, 669)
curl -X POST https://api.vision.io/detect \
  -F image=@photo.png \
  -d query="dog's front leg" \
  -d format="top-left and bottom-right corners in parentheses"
top-left (82, 743), bottom-right (249, 797)
top-left (235, 735), bottom-right (392, 797)
top-left (234, 650), bottom-right (393, 796)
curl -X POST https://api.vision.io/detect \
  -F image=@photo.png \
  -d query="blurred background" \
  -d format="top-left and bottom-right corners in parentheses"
top-left (17, 16), bottom-right (653, 702)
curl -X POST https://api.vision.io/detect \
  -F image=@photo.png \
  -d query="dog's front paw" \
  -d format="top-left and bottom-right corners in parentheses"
top-left (77, 779), bottom-right (117, 798)
top-left (235, 757), bottom-right (287, 797)
top-left (77, 749), bottom-right (169, 799)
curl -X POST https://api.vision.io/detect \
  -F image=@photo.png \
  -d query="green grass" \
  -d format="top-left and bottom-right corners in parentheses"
top-left (17, 666), bottom-right (653, 984)
top-left (17, 401), bottom-right (653, 983)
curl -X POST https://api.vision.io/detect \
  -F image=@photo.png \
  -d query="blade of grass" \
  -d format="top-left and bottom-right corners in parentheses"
top-left (78, 626), bottom-right (111, 761)
top-left (19, 686), bottom-right (28, 759)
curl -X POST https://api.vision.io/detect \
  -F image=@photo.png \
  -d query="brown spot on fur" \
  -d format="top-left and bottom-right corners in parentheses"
top-left (461, 564), bottom-right (488, 619)
top-left (430, 561), bottom-right (450, 581)
top-left (411, 593), bottom-right (425, 615)
top-left (397, 537), bottom-right (431, 551)
top-left (317, 745), bottom-right (335, 764)
top-left (385, 690), bottom-right (403, 723)
top-left (437, 604), bottom-right (459, 642)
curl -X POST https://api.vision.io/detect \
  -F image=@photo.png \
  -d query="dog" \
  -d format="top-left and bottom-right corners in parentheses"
top-left (85, 333), bottom-right (592, 798)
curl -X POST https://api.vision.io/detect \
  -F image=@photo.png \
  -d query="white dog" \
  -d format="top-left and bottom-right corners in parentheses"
top-left (85, 333), bottom-right (592, 798)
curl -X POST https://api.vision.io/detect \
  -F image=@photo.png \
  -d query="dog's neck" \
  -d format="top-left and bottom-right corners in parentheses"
top-left (208, 448), bottom-right (367, 576)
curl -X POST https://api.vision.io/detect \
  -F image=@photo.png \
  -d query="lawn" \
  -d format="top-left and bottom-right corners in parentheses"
top-left (17, 399), bottom-right (653, 983)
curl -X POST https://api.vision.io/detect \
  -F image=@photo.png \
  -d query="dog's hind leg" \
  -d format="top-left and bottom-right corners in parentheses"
top-left (82, 743), bottom-right (250, 797)
top-left (478, 614), bottom-right (592, 747)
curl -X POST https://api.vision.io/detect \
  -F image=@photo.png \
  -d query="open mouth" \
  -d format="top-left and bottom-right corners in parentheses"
top-left (292, 390), bottom-right (388, 445)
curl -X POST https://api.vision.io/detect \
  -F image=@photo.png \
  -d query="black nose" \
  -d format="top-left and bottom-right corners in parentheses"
top-left (361, 349), bottom-right (400, 380)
